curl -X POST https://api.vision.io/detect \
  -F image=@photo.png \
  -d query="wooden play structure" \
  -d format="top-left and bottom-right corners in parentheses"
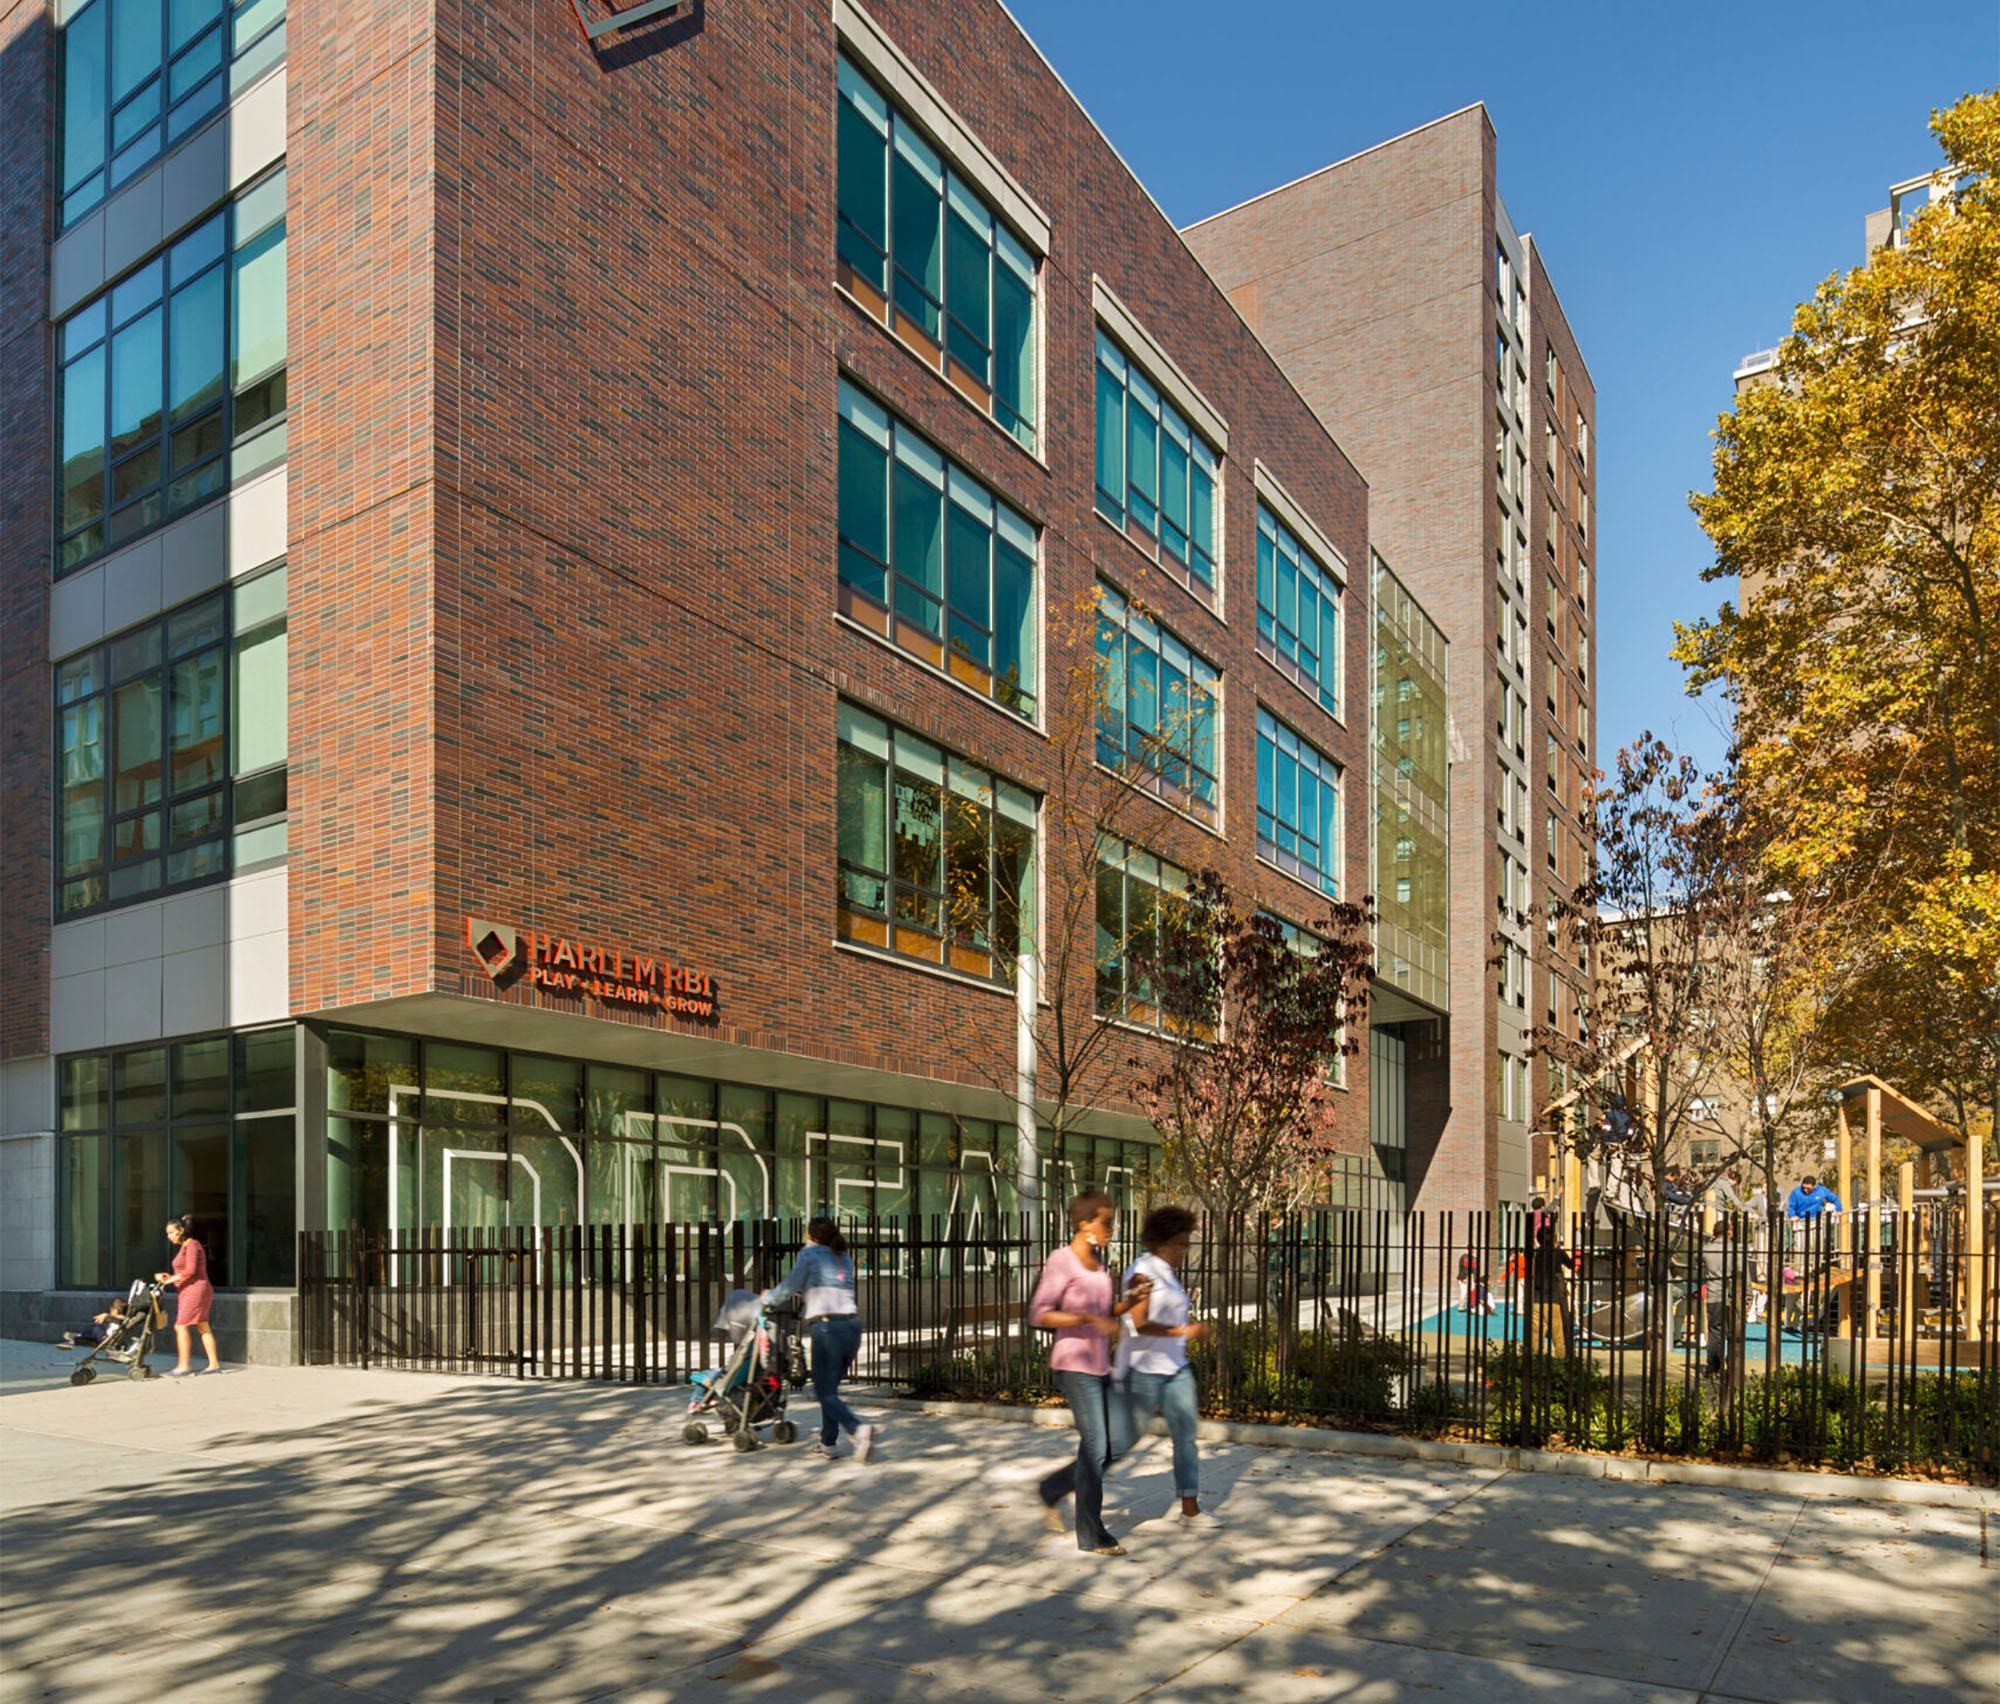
top-left (1536, 1055), bottom-right (1991, 1356)
top-left (1832, 1076), bottom-right (1987, 1346)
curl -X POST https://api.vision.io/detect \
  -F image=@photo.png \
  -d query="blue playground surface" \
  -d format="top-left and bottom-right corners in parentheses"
top-left (1417, 1299), bottom-right (1830, 1367)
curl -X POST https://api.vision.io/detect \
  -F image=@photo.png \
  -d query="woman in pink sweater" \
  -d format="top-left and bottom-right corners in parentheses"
top-left (1029, 1189), bottom-right (1151, 1555)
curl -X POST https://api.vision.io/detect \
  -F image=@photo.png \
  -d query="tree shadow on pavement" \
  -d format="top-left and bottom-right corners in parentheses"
top-left (6, 1375), bottom-right (1987, 1704)
top-left (0, 1379), bottom-right (1378, 1704)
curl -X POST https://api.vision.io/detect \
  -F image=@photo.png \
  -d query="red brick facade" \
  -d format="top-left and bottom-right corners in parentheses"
top-left (286, 0), bottom-right (443, 1017)
top-left (0, 0), bottom-right (53, 1061)
top-left (285, 0), bottom-right (1374, 1134)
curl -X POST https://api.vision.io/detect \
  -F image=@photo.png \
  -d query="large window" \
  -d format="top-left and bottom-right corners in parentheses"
top-left (1257, 706), bottom-right (1342, 897)
top-left (835, 704), bottom-right (1035, 985)
top-left (56, 567), bottom-right (288, 918)
top-left (835, 58), bottom-right (1037, 451)
top-left (1095, 835), bottom-right (1189, 1030)
top-left (1095, 332), bottom-right (1219, 603)
top-left (322, 1029), bottom-right (1114, 1235)
top-left (1255, 502), bottom-right (1343, 717)
top-left (58, 1027), bottom-right (297, 1291)
top-left (58, 168), bottom-right (287, 574)
top-left (1095, 582), bottom-right (1220, 827)
top-left (59, 0), bottom-right (286, 228)
top-left (836, 382), bottom-right (1038, 719)
top-left (1261, 911), bottom-right (1346, 1086)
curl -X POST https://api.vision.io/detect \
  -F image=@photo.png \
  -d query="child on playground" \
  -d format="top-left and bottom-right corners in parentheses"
top-left (1456, 1247), bottom-right (1494, 1316)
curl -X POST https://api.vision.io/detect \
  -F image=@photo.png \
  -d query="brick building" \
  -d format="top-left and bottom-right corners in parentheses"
top-left (0, 0), bottom-right (1429, 1357)
top-left (1185, 108), bottom-right (1598, 1213)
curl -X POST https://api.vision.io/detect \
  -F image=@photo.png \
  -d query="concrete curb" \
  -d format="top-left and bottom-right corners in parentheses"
top-left (868, 1394), bottom-right (1999, 1511)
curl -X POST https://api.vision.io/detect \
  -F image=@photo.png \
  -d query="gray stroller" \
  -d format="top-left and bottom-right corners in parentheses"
top-left (682, 1288), bottom-right (808, 1451)
top-left (62, 1278), bottom-right (168, 1384)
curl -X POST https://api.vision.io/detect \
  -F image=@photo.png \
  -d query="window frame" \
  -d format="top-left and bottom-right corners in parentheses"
top-left (1094, 833), bottom-right (1189, 1032)
top-left (1094, 580), bottom-right (1222, 830)
top-left (834, 702), bottom-right (1036, 987)
top-left (56, 1024), bottom-right (299, 1292)
top-left (57, 0), bottom-right (288, 230)
top-left (54, 567), bottom-right (289, 922)
top-left (56, 165), bottom-right (288, 575)
top-left (1255, 704), bottom-right (1344, 899)
top-left (833, 54), bottom-right (1039, 453)
top-left (835, 379), bottom-right (1040, 722)
top-left (1093, 329), bottom-right (1222, 605)
top-left (1254, 500), bottom-right (1344, 721)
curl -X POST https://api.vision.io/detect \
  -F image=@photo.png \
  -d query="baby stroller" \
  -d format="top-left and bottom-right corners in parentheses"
top-left (62, 1278), bottom-right (168, 1385)
top-left (682, 1288), bottom-right (808, 1451)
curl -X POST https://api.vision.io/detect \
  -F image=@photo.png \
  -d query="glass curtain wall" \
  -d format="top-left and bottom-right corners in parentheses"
top-left (57, 568), bottom-right (290, 918)
top-left (59, 0), bottom-right (287, 228)
top-left (57, 167), bottom-right (287, 572)
top-left (57, 1025), bottom-right (297, 1290)
top-left (323, 1028), bottom-right (1154, 1237)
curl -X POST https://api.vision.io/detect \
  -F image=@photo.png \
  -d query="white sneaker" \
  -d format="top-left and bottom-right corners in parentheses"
top-left (1177, 1508), bottom-right (1223, 1528)
top-left (806, 1441), bottom-right (839, 1461)
top-left (853, 1424), bottom-right (877, 1464)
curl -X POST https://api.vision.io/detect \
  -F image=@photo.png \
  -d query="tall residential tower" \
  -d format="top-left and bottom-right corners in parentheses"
top-left (1187, 106), bottom-right (1598, 1213)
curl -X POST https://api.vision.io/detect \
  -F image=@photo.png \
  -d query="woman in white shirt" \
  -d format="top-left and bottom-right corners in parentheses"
top-left (1119, 1204), bottom-right (1216, 1526)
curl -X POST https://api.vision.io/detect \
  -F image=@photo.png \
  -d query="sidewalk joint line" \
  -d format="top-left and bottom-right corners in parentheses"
top-left (1691, 1494), bottom-right (1810, 1704)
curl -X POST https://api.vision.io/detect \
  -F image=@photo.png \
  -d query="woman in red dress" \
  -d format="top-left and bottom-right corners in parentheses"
top-left (156, 1217), bottom-right (221, 1376)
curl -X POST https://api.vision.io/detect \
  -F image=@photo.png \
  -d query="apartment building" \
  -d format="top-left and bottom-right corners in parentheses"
top-left (0, 0), bottom-right (1416, 1356)
top-left (1186, 106), bottom-right (1598, 1214)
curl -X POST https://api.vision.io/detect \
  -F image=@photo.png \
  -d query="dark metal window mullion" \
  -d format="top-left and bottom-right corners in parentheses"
top-left (62, 196), bottom-right (240, 572)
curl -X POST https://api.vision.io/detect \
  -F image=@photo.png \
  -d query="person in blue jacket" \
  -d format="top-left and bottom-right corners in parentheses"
top-left (764, 1216), bottom-right (876, 1463)
top-left (1785, 1174), bottom-right (1843, 1219)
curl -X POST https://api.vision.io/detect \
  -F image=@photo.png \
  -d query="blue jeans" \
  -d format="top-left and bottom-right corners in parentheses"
top-left (1039, 1370), bottom-right (1133, 1550)
top-left (809, 1316), bottom-right (863, 1446)
top-left (1127, 1364), bottom-right (1201, 1499)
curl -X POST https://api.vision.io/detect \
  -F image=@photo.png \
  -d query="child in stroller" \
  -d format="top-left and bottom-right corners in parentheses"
top-left (63, 1295), bottom-right (130, 1348)
top-left (682, 1288), bottom-right (809, 1451)
top-left (61, 1278), bottom-right (169, 1385)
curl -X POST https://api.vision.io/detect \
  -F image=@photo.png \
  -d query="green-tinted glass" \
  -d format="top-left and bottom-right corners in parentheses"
top-left (62, 3), bottom-right (110, 193)
top-left (234, 1025), bottom-right (295, 1112)
top-left (171, 1035), bottom-right (230, 1116)
top-left (113, 1046), bottom-right (167, 1125)
top-left (325, 1029), bottom-right (417, 1118)
top-left (62, 1055), bottom-right (110, 1132)
top-left (241, 1114), bottom-right (295, 1283)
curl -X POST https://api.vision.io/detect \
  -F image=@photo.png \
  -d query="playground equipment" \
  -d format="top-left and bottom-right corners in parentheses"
top-left (1834, 1077), bottom-right (1987, 1346)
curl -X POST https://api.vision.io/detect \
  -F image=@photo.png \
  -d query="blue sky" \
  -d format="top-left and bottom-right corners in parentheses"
top-left (1005, 0), bottom-right (1999, 775)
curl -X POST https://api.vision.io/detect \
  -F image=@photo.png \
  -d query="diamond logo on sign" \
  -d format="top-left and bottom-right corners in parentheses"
top-left (466, 918), bottom-right (521, 980)
top-left (461, 914), bottom-right (718, 1020)
top-left (566, 0), bottom-right (688, 43)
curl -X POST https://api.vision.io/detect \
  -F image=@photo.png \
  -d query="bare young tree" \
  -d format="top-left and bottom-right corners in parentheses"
top-left (1695, 780), bottom-right (1868, 1309)
top-left (1551, 736), bottom-right (1729, 1215)
top-left (1133, 871), bottom-right (1374, 1401)
top-left (1546, 736), bottom-right (1733, 1432)
top-left (941, 585), bottom-right (1206, 1201)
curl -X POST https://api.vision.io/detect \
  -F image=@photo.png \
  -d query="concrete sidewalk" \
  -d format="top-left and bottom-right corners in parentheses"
top-left (1, 1340), bottom-right (1993, 1704)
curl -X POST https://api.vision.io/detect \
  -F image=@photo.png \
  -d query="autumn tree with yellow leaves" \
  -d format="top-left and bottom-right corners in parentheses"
top-left (1675, 89), bottom-right (2000, 1161)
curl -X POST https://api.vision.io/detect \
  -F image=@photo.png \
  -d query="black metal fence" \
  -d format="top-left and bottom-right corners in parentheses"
top-left (298, 1204), bottom-right (2000, 1480)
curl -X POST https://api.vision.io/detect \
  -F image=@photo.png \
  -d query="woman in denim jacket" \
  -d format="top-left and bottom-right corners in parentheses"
top-left (765, 1216), bottom-right (876, 1462)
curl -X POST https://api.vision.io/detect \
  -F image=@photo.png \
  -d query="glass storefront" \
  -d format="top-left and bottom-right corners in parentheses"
top-left (54, 1021), bottom-right (1162, 1288)
top-left (58, 1025), bottom-right (297, 1289)
top-left (322, 1027), bottom-right (1156, 1239)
